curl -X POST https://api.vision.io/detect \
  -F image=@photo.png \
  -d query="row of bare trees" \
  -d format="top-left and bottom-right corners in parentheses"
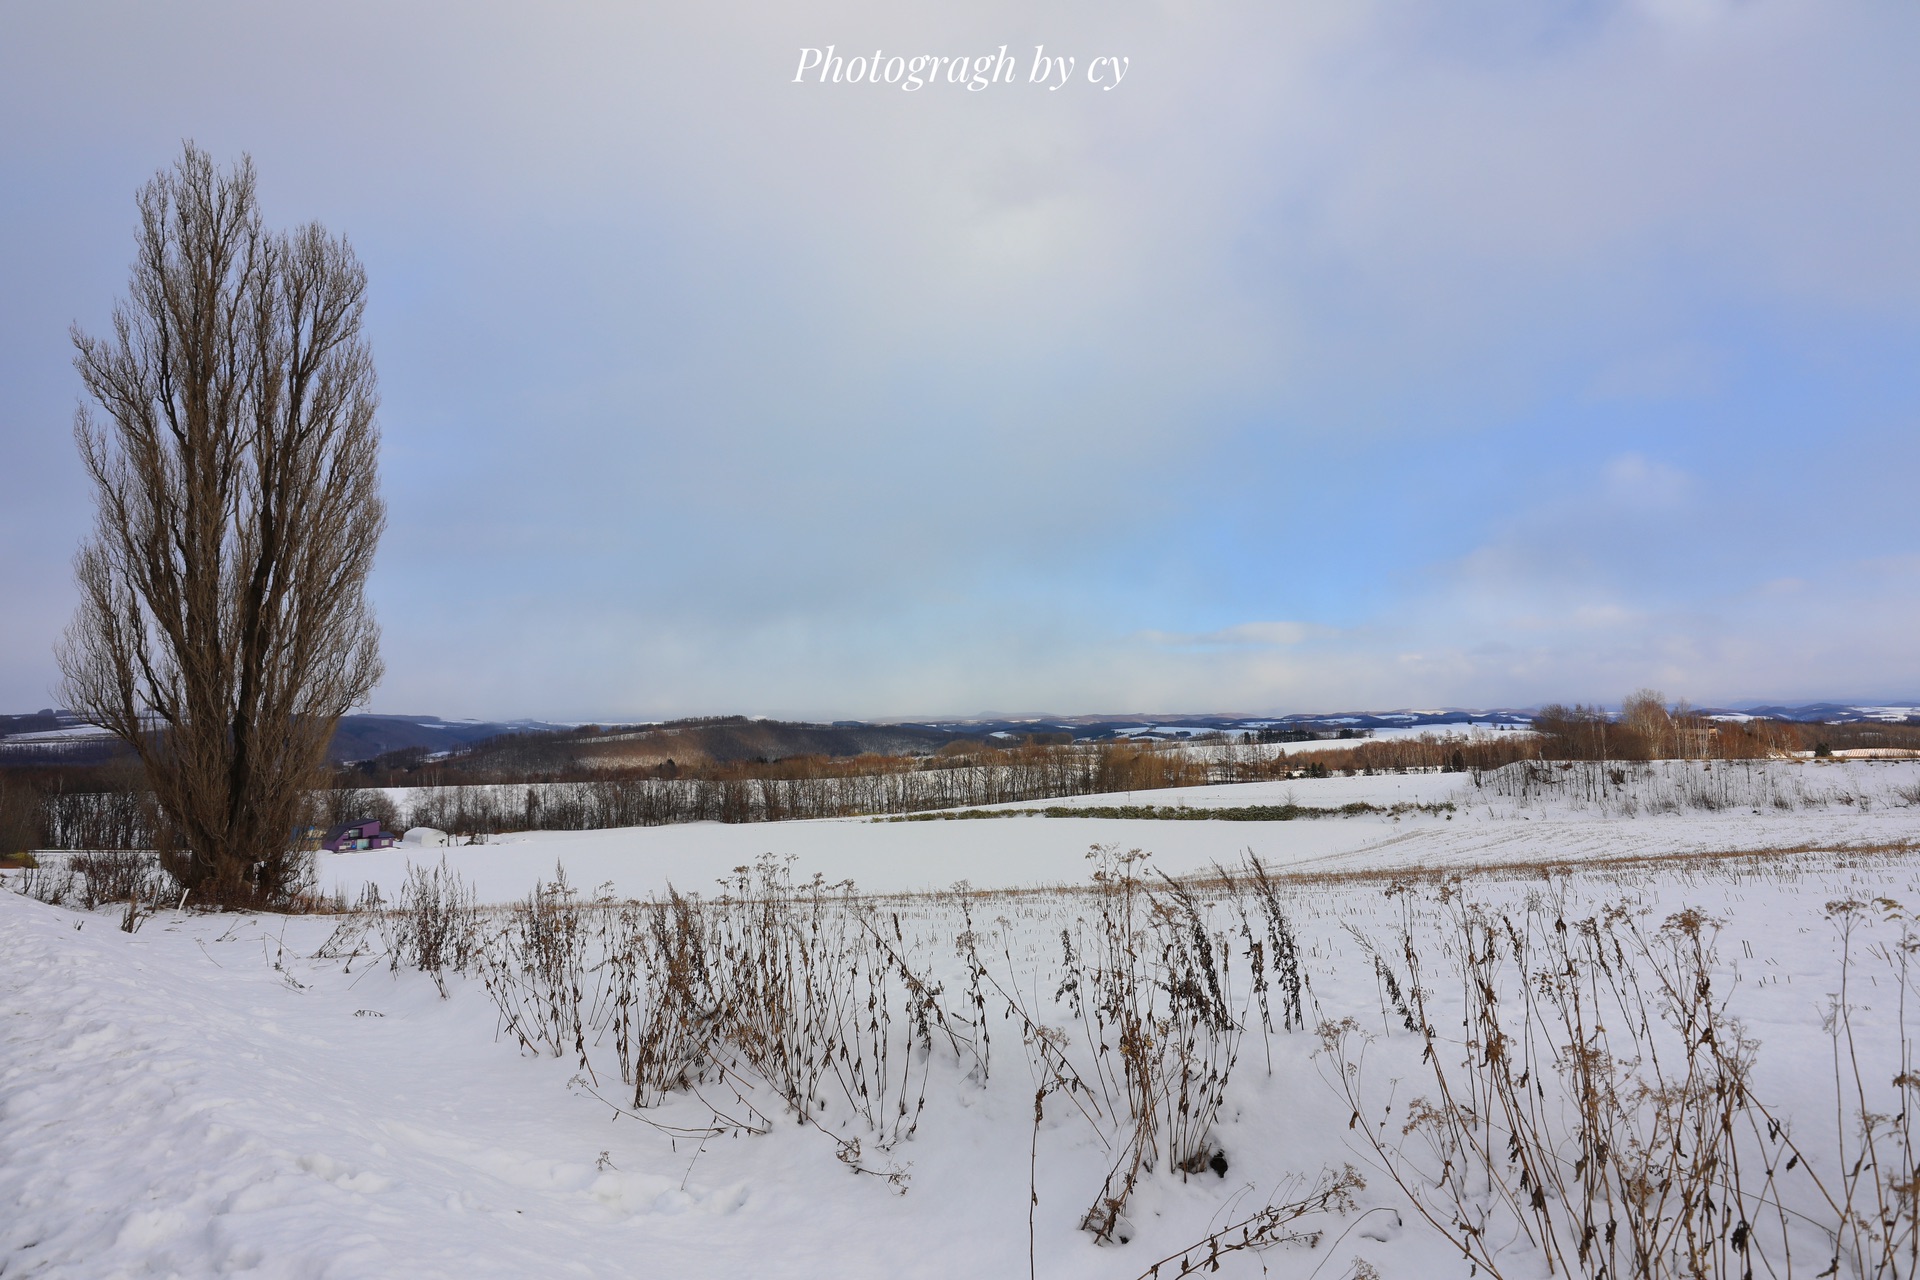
top-left (1253, 692), bottom-right (1906, 778)
top-left (0, 740), bottom-right (1213, 850)
top-left (402, 742), bottom-right (1214, 837)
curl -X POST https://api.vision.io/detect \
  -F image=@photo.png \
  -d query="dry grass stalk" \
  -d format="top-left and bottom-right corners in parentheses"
top-left (1128, 1166), bottom-right (1366, 1279)
top-left (1326, 884), bottom-right (1920, 1279)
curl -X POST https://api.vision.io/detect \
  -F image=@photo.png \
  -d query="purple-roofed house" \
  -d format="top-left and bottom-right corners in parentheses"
top-left (319, 818), bottom-right (397, 853)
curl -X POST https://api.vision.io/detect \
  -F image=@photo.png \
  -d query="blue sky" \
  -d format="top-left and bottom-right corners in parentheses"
top-left (3, 0), bottom-right (1918, 720)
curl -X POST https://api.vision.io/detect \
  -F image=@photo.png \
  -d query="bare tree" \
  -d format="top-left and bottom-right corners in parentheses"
top-left (1622, 687), bottom-right (1674, 758)
top-left (59, 144), bottom-right (385, 905)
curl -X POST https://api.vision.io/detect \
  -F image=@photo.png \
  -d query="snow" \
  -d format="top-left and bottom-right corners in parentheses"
top-left (5, 881), bottom-right (1384, 1279)
top-left (0, 894), bottom-right (823, 1277)
top-left (1227, 723), bottom-right (1526, 757)
top-left (0, 725), bottom-right (113, 743)
top-left (9, 758), bottom-right (1920, 1277)
top-left (313, 761), bottom-right (1920, 906)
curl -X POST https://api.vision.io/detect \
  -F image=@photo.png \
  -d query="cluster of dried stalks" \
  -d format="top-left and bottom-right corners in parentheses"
top-left (317, 855), bottom-right (985, 1184)
top-left (313, 848), bottom-right (1358, 1267)
top-left (1328, 886), bottom-right (1920, 1279)
top-left (18, 849), bottom-right (171, 913)
top-left (1010, 847), bottom-right (1275, 1241)
top-left (20, 848), bottom-right (337, 927)
top-left (297, 845), bottom-right (1920, 1278)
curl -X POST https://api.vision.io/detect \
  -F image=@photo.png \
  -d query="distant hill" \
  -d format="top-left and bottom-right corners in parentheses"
top-left (371, 716), bottom-right (965, 777)
top-left (604, 718), bottom-right (957, 764)
top-left (0, 711), bottom-right (568, 768)
top-left (896, 709), bottom-right (1535, 742)
top-left (422, 710), bottom-right (1549, 776)
top-left (7, 701), bottom-right (1918, 772)
top-left (322, 715), bottom-right (572, 763)
top-left (1714, 702), bottom-right (1920, 724)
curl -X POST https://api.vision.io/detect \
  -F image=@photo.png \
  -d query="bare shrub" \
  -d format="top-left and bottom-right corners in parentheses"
top-left (18, 860), bottom-right (80, 908)
top-left (13, 850), bottom-right (177, 912)
top-left (0, 773), bottom-right (44, 854)
top-left (991, 847), bottom-right (1249, 1243)
top-left (309, 859), bottom-right (478, 990)
top-left (68, 850), bottom-right (174, 910)
top-left (392, 857), bottom-right (480, 995)
top-left (480, 865), bottom-right (593, 1057)
top-left (1327, 888), bottom-right (1920, 1279)
top-left (1217, 852), bottom-right (1307, 1044)
top-left (1795, 898), bottom-right (1920, 1277)
top-left (607, 856), bottom-right (965, 1154)
top-left (312, 884), bottom-right (389, 970)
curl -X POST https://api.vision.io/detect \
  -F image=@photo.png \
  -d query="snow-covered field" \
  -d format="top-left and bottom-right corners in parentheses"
top-left (318, 759), bottom-right (1920, 904)
top-left (8, 759), bottom-right (1920, 1278)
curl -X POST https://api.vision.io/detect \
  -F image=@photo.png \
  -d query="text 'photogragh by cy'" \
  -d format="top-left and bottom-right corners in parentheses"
top-left (792, 45), bottom-right (1129, 92)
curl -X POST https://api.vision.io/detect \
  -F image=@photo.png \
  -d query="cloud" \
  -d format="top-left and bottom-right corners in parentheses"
top-left (1142, 622), bottom-right (1333, 650)
top-left (1, 1), bottom-right (1917, 717)
top-left (1600, 454), bottom-right (1690, 506)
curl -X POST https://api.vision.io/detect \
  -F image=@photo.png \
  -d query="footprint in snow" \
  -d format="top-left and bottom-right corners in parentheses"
top-left (298, 1152), bottom-right (394, 1194)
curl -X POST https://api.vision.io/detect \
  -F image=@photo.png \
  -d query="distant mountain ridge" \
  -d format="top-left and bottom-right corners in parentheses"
top-left (1720, 703), bottom-right (1920, 723)
top-left (4, 701), bottom-right (1917, 769)
top-left (0, 711), bottom-right (570, 768)
top-left (323, 715), bottom-right (575, 762)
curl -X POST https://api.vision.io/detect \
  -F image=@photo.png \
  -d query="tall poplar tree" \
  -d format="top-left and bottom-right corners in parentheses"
top-left (61, 144), bottom-right (385, 904)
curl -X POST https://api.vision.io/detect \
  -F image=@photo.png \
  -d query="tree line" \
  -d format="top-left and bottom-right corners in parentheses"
top-left (2, 739), bottom-right (1214, 850)
top-left (13, 694), bottom-right (1917, 855)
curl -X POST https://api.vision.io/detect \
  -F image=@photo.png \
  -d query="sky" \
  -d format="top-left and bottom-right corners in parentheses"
top-left (3, 0), bottom-right (1918, 721)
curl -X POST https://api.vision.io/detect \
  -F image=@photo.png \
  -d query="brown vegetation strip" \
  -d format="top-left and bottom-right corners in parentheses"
top-left (880, 800), bottom-right (1456, 823)
top-left (1189, 836), bottom-right (1920, 891)
top-left (850, 837), bottom-right (1920, 907)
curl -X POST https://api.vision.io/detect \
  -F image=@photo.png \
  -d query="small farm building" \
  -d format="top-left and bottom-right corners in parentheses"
top-left (319, 819), bottom-right (397, 853)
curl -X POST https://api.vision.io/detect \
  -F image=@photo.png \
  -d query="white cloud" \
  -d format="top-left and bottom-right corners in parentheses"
top-left (1141, 621), bottom-right (1329, 650)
